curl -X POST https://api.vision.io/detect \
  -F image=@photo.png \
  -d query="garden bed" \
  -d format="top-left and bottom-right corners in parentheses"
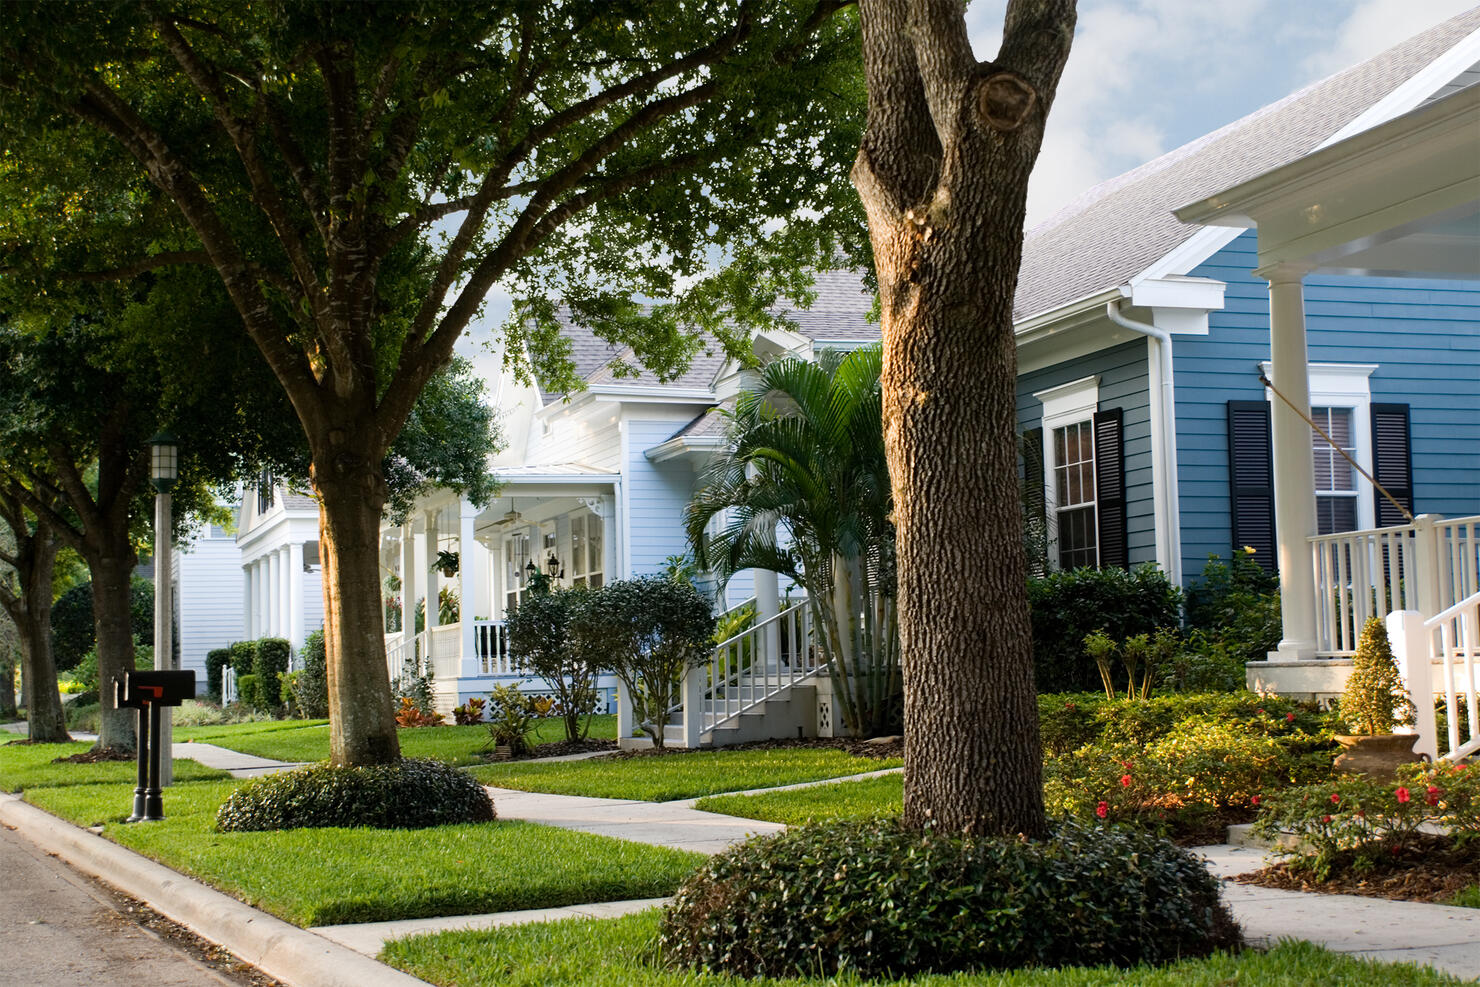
top-left (1239, 835), bottom-right (1480, 907)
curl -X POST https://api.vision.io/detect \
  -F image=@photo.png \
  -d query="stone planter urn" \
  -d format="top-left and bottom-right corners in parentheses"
top-left (1332, 733), bottom-right (1423, 782)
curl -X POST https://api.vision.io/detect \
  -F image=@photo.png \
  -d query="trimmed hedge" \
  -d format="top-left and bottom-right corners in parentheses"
top-left (660, 817), bottom-right (1239, 978)
top-left (236, 673), bottom-right (262, 711)
top-left (253, 637), bottom-right (291, 708)
top-left (206, 648), bottom-right (232, 701)
top-left (229, 640), bottom-right (256, 677)
top-left (216, 758), bottom-right (496, 831)
top-left (287, 630), bottom-right (328, 718)
top-left (1028, 565), bottom-right (1181, 693)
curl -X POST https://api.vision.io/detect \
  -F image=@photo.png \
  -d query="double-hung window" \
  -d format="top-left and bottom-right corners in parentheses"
top-left (1031, 376), bottom-right (1126, 572)
top-left (1311, 406), bottom-right (1357, 535)
top-left (1053, 421), bottom-right (1098, 569)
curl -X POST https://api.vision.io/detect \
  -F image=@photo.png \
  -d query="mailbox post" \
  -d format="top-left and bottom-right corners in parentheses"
top-left (117, 670), bottom-right (195, 822)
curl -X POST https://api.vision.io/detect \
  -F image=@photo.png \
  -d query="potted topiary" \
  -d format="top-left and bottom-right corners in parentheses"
top-left (1334, 616), bottom-right (1420, 781)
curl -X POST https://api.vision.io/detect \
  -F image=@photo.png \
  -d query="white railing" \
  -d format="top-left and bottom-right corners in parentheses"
top-left (385, 631), bottom-right (428, 685)
top-left (696, 599), bottom-right (819, 736)
top-left (222, 666), bottom-right (238, 705)
top-left (1312, 514), bottom-right (1480, 656)
top-left (1389, 593), bottom-right (1480, 763)
top-left (472, 619), bottom-right (522, 675)
top-left (427, 624), bottom-right (462, 681)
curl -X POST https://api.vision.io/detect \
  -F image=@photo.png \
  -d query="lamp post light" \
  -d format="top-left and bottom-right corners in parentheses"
top-left (149, 430), bottom-right (179, 786)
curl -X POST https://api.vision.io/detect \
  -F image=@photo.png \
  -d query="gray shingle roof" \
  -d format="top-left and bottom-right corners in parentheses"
top-left (666, 404), bottom-right (729, 443)
top-left (770, 268), bottom-right (879, 341)
top-left (1013, 9), bottom-right (1480, 321)
top-left (538, 307), bottom-right (727, 400)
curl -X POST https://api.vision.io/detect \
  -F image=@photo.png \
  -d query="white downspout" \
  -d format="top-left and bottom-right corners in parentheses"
top-left (1105, 299), bottom-right (1183, 587)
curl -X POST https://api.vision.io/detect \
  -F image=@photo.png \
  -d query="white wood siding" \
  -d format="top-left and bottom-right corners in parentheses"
top-left (175, 528), bottom-right (244, 691)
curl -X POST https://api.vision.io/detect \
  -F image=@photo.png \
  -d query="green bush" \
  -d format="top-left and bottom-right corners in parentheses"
top-left (49, 578), bottom-right (154, 672)
top-left (287, 630), bottom-right (328, 718)
top-left (1182, 550), bottom-right (1281, 673)
top-left (253, 637), bottom-right (292, 709)
top-left (72, 644), bottom-right (155, 702)
top-left (171, 699), bottom-right (270, 727)
top-left (205, 648), bottom-right (232, 701)
top-left (1036, 692), bottom-right (1106, 757)
top-left (660, 818), bottom-right (1239, 978)
top-left (65, 701), bottom-right (100, 733)
top-left (505, 588), bottom-right (600, 741)
top-left (216, 758), bottom-right (496, 831)
top-left (229, 640), bottom-right (256, 677)
top-left (236, 673), bottom-right (262, 710)
top-left (1027, 564), bottom-right (1181, 693)
top-left (1337, 617), bottom-right (1414, 735)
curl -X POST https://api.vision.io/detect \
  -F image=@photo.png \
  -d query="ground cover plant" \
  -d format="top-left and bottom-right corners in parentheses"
top-left (472, 748), bottom-right (901, 802)
top-left (0, 739), bottom-right (229, 791)
top-left (23, 778), bottom-right (703, 926)
top-left (662, 819), bottom-right (1238, 978)
top-left (696, 773), bottom-right (902, 824)
top-left (175, 716), bottom-right (616, 765)
top-left (379, 910), bottom-right (1466, 987)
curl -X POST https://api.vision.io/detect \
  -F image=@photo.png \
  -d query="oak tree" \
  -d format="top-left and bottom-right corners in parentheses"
top-left (853, 0), bottom-right (1076, 836)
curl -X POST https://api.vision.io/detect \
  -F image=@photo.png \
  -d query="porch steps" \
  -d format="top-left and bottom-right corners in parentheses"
top-left (614, 683), bottom-right (820, 750)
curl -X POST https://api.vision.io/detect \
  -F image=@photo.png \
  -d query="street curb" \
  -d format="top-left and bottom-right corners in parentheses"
top-left (0, 793), bottom-right (431, 987)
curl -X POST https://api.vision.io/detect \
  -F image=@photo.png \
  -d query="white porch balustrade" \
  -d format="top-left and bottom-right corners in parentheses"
top-left (1388, 593), bottom-right (1480, 763)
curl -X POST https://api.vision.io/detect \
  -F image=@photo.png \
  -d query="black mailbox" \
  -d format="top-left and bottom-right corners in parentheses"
top-left (117, 669), bottom-right (195, 823)
top-left (121, 669), bottom-right (196, 707)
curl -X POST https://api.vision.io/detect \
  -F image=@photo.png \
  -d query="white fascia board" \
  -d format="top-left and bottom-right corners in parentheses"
top-left (1013, 287), bottom-right (1123, 340)
top-left (1133, 226), bottom-right (1248, 284)
top-left (584, 384), bottom-right (716, 403)
top-left (646, 435), bottom-right (726, 463)
top-left (1320, 25), bottom-right (1480, 148)
top-left (1125, 276), bottom-right (1227, 335)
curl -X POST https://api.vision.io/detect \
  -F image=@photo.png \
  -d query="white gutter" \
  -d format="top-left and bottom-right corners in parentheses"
top-left (1105, 299), bottom-right (1183, 587)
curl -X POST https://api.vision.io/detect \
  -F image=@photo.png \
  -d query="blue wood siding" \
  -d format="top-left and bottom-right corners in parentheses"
top-left (624, 420), bottom-right (705, 577)
top-left (1017, 339), bottom-right (1156, 566)
top-left (1176, 230), bottom-right (1480, 581)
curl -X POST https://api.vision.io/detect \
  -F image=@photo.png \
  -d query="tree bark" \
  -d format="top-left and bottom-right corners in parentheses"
top-left (315, 458), bottom-right (401, 766)
top-left (0, 519), bottom-right (69, 742)
top-left (88, 545), bottom-right (137, 750)
top-left (0, 647), bottom-right (16, 720)
top-left (854, 0), bottom-right (1075, 838)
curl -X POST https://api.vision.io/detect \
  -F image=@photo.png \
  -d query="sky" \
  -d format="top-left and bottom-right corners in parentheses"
top-left (967, 0), bottom-right (1479, 228)
top-left (460, 0), bottom-right (1477, 368)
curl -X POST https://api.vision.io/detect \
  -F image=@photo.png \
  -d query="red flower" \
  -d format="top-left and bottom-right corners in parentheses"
top-left (1096, 801), bottom-right (1108, 819)
top-left (1330, 792), bottom-right (1341, 805)
top-left (1250, 795), bottom-right (1261, 806)
top-left (1120, 774), bottom-right (1132, 788)
top-left (1390, 845), bottom-right (1402, 856)
top-left (1356, 810), bottom-right (1365, 819)
top-left (1426, 786), bottom-right (1441, 806)
top-left (1121, 760), bottom-right (1134, 770)
top-left (1321, 815), bottom-right (1332, 824)
top-left (1256, 708), bottom-right (1266, 715)
top-left (1286, 712), bottom-right (1296, 723)
top-left (1396, 787), bottom-right (1411, 804)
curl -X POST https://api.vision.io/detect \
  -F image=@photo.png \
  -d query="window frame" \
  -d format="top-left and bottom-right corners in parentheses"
top-left (1033, 375), bottom-right (1101, 570)
top-left (1261, 362), bottom-right (1375, 532)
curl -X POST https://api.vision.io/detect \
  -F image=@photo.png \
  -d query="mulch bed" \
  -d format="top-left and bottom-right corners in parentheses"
top-left (54, 746), bottom-right (135, 763)
top-left (495, 738), bottom-right (617, 762)
top-left (1237, 834), bottom-right (1480, 905)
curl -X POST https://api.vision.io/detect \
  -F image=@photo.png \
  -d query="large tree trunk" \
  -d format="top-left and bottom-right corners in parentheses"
top-left (854, 0), bottom-right (1075, 838)
top-left (0, 648), bottom-right (16, 720)
top-left (89, 544), bottom-right (138, 751)
top-left (1, 522), bottom-right (69, 742)
top-left (315, 463), bottom-right (401, 767)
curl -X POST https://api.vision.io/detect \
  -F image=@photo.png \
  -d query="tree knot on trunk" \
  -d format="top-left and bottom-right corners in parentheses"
top-left (974, 72), bottom-right (1037, 132)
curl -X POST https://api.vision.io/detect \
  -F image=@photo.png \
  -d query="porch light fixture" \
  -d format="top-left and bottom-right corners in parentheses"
top-left (524, 559), bottom-right (537, 581)
top-left (148, 430), bottom-right (179, 493)
top-left (545, 553), bottom-right (563, 579)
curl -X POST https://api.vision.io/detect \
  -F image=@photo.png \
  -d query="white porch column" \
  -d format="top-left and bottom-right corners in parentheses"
top-left (278, 546), bottom-right (292, 640)
top-left (425, 509), bottom-right (441, 630)
top-left (251, 559), bottom-right (264, 639)
top-left (242, 562), bottom-right (253, 639)
top-left (600, 494), bottom-right (619, 579)
top-left (458, 498), bottom-right (481, 676)
top-left (270, 548), bottom-right (284, 639)
top-left (754, 567), bottom-right (780, 666)
top-left (400, 521), bottom-right (416, 649)
top-left (1262, 262), bottom-right (1319, 659)
top-left (288, 541), bottom-right (305, 650)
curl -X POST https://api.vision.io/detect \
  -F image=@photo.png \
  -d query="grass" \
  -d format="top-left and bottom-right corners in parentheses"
top-left (696, 772), bottom-right (902, 823)
top-left (0, 740), bottom-right (231, 791)
top-left (380, 909), bottom-right (1469, 987)
top-left (471, 749), bottom-right (901, 802)
top-left (23, 778), bottom-right (703, 926)
top-left (175, 715), bottom-right (616, 765)
top-left (1447, 885), bottom-right (1480, 908)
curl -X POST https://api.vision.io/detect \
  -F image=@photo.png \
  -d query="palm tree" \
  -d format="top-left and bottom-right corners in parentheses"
top-left (685, 346), bottom-right (899, 735)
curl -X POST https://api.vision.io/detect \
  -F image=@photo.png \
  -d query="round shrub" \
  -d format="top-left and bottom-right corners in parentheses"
top-left (659, 818), bottom-right (1239, 979)
top-left (205, 648), bottom-right (232, 702)
top-left (253, 637), bottom-right (292, 708)
top-left (216, 758), bottom-right (495, 832)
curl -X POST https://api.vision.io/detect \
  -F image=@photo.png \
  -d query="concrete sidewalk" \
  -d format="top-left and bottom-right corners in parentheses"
top-left (173, 740), bottom-right (306, 777)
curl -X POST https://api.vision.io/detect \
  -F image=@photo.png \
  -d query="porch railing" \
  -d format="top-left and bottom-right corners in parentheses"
top-left (1311, 514), bottom-right (1480, 656)
top-left (472, 619), bottom-right (521, 675)
top-left (699, 599), bottom-right (819, 735)
top-left (1389, 592), bottom-right (1480, 763)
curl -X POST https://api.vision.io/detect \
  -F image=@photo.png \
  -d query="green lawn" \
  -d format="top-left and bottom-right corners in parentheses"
top-left (1448, 885), bottom-right (1480, 908)
top-left (471, 749), bottom-right (901, 802)
top-left (381, 909), bottom-right (1467, 987)
top-left (175, 715), bottom-right (616, 765)
top-left (696, 772), bottom-right (902, 823)
top-left (24, 778), bottom-right (702, 926)
top-left (0, 740), bottom-right (231, 791)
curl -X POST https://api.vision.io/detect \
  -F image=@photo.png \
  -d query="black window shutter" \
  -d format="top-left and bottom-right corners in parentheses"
top-left (1021, 427), bottom-right (1047, 577)
top-left (1093, 408), bottom-right (1128, 570)
top-left (1227, 400), bottom-right (1276, 572)
top-left (1371, 403), bottom-right (1414, 527)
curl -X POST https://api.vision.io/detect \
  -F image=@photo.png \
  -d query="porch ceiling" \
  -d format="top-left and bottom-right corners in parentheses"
top-left (1175, 83), bottom-right (1480, 281)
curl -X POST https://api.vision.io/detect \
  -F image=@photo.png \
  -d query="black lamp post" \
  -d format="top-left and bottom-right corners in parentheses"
top-left (148, 430), bottom-right (179, 786)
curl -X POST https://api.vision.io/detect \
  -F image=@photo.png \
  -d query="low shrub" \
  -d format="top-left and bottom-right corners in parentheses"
top-left (1183, 550), bottom-right (1281, 672)
top-left (253, 638), bottom-right (292, 709)
top-left (660, 817), bottom-right (1239, 978)
top-left (395, 696), bottom-right (445, 727)
top-left (1035, 691), bottom-right (1331, 757)
top-left (171, 699), bottom-right (270, 728)
top-left (1252, 766), bottom-right (1474, 880)
top-left (216, 757), bottom-right (496, 831)
top-left (229, 640), bottom-right (256, 677)
top-left (236, 673), bottom-right (262, 711)
top-left (65, 701), bottom-right (100, 733)
top-left (453, 696), bottom-right (486, 725)
top-left (485, 683), bottom-right (538, 754)
top-left (205, 648), bottom-right (232, 702)
top-left (1028, 564), bottom-right (1181, 693)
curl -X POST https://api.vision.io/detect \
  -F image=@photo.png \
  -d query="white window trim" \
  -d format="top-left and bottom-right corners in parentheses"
top-left (1033, 376), bottom-right (1100, 568)
top-left (1261, 362), bottom-right (1376, 531)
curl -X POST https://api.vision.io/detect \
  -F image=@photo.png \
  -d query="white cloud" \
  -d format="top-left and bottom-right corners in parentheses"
top-left (1301, 0), bottom-right (1476, 79)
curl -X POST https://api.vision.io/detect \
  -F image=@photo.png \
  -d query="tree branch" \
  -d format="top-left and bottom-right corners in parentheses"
top-left (62, 250), bottom-right (212, 281)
